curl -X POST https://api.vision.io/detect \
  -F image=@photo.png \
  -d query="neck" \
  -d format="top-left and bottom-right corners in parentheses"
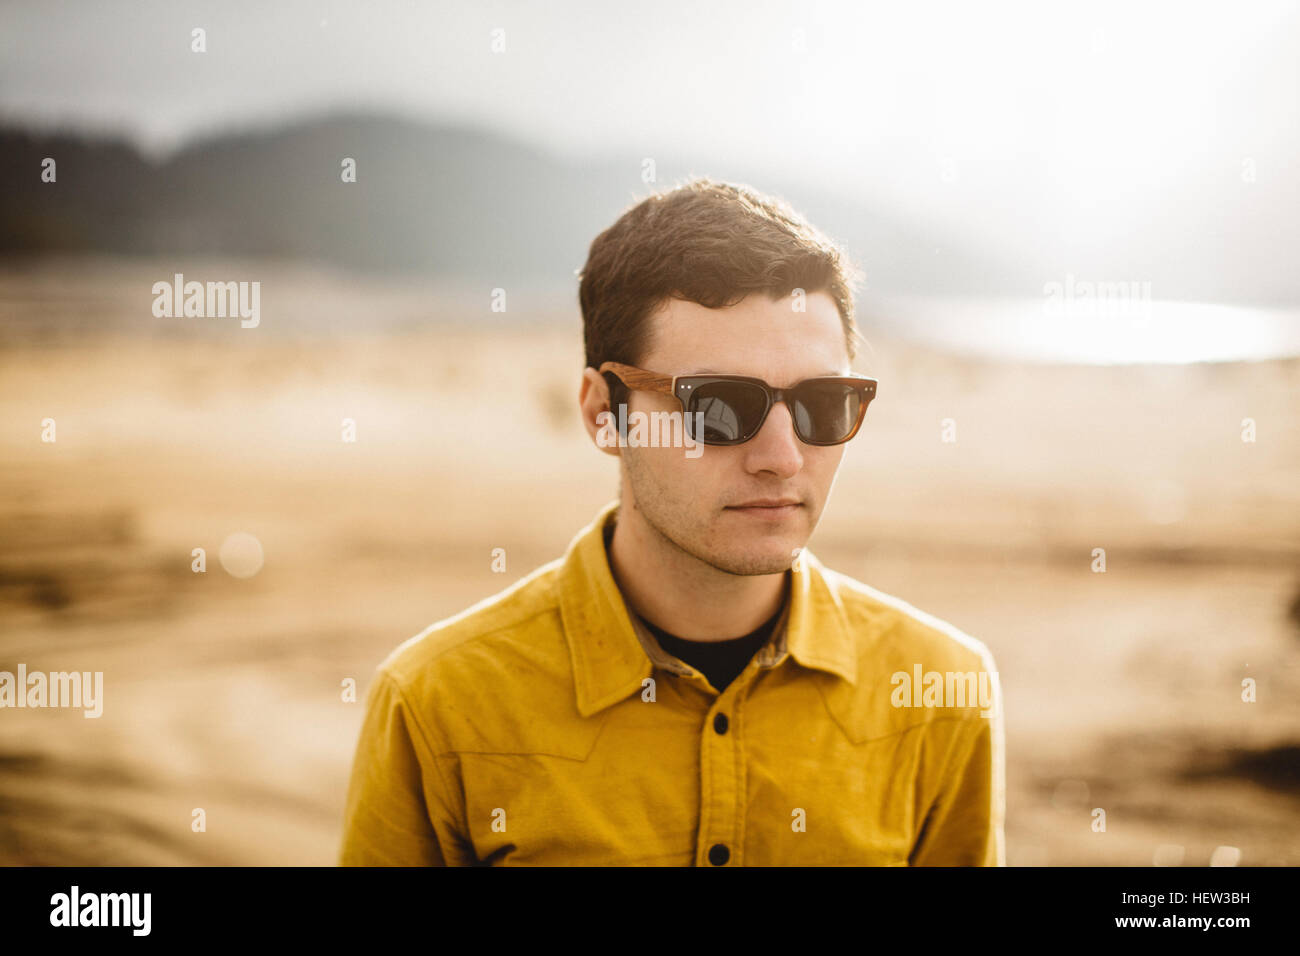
top-left (605, 500), bottom-right (789, 642)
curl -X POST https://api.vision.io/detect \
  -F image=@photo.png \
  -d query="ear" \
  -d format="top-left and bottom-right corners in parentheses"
top-left (579, 366), bottom-right (621, 456)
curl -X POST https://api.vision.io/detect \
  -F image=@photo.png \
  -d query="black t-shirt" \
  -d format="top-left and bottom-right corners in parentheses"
top-left (637, 603), bottom-right (784, 694)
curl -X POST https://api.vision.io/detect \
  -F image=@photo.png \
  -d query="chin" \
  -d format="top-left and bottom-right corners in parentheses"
top-left (715, 543), bottom-right (797, 576)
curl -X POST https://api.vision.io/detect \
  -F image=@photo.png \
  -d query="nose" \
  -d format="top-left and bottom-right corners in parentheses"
top-left (740, 399), bottom-right (804, 477)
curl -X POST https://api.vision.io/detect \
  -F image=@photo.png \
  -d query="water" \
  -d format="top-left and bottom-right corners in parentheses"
top-left (868, 296), bottom-right (1300, 364)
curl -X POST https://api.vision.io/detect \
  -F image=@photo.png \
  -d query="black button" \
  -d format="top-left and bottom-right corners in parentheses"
top-left (713, 713), bottom-right (729, 734)
top-left (708, 844), bottom-right (730, 866)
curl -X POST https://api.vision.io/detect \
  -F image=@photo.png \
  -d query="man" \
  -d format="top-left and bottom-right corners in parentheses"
top-left (339, 177), bottom-right (1004, 866)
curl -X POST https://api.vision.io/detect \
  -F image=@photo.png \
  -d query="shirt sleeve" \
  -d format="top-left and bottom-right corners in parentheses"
top-left (338, 668), bottom-right (471, 866)
top-left (907, 697), bottom-right (1006, 867)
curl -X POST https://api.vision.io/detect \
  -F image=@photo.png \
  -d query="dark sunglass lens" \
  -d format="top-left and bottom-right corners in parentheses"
top-left (791, 383), bottom-right (862, 443)
top-left (690, 381), bottom-right (768, 443)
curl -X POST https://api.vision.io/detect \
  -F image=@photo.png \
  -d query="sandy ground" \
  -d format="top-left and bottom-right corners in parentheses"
top-left (1, 258), bottom-right (1298, 865)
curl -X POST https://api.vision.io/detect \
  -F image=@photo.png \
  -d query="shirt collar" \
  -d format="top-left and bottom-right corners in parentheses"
top-left (557, 499), bottom-right (858, 718)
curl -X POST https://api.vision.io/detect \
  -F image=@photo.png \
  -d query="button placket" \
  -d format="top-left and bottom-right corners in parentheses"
top-left (698, 670), bottom-right (756, 866)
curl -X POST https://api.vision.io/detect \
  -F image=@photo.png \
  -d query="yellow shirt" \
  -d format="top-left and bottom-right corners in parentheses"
top-left (339, 499), bottom-right (1005, 866)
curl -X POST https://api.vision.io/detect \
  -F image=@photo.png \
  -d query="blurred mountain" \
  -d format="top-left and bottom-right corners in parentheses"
top-left (4, 112), bottom-right (1294, 308)
top-left (0, 113), bottom-right (1016, 296)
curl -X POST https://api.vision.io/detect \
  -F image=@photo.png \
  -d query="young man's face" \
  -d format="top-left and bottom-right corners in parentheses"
top-left (590, 290), bottom-right (854, 576)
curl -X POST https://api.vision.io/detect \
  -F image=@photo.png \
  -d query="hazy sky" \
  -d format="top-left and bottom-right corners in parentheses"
top-left (2, 0), bottom-right (1297, 276)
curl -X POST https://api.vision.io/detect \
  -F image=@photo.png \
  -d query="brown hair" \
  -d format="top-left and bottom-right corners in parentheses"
top-left (578, 176), bottom-right (865, 377)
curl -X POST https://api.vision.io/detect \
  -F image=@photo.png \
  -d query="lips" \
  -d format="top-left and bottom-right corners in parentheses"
top-left (729, 499), bottom-right (801, 509)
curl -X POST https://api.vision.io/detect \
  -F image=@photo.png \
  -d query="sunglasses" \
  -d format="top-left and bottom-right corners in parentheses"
top-left (599, 362), bottom-right (878, 446)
